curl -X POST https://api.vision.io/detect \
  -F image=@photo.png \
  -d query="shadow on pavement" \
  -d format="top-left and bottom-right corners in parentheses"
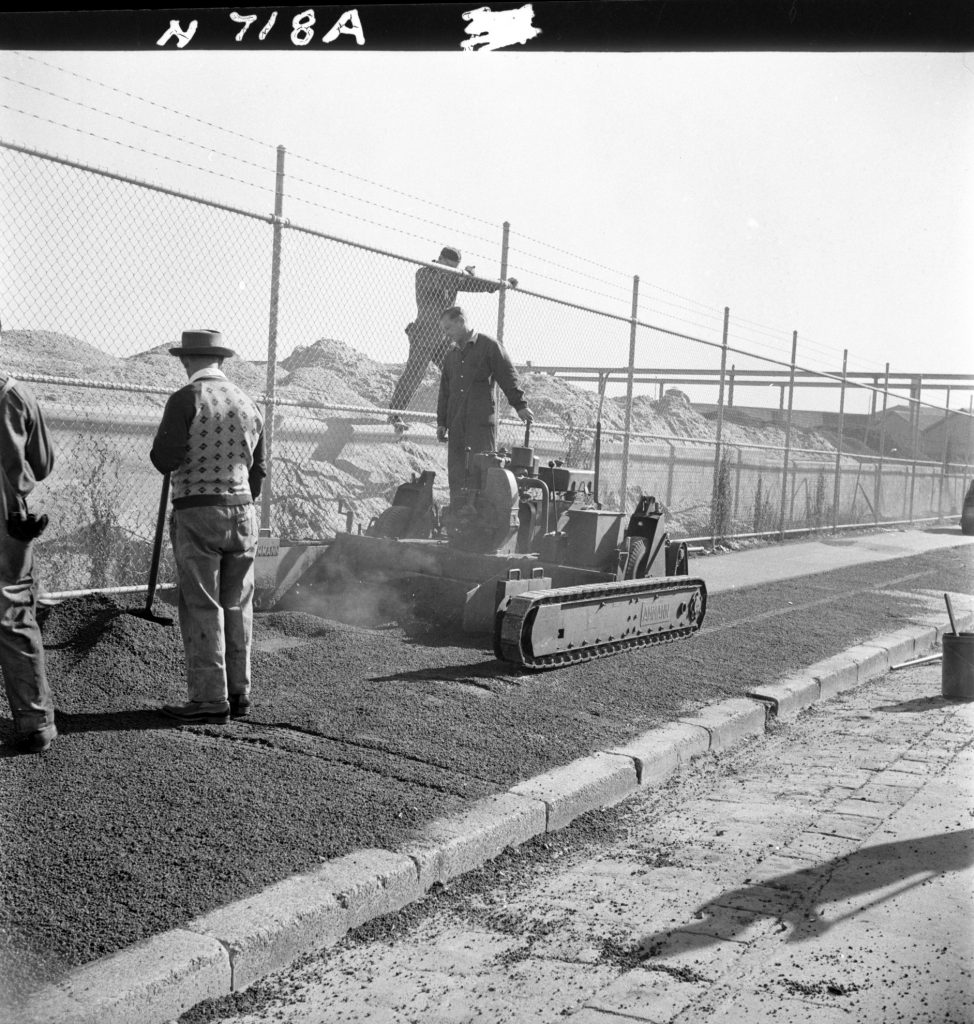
top-left (874, 695), bottom-right (952, 713)
top-left (921, 527), bottom-right (966, 536)
top-left (638, 829), bottom-right (974, 962)
top-left (0, 709), bottom-right (170, 754)
top-left (51, 709), bottom-right (173, 735)
top-left (369, 658), bottom-right (523, 686)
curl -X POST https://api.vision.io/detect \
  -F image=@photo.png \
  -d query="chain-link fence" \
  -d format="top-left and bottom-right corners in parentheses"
top-left (3, 139), bottom-right (972, 594)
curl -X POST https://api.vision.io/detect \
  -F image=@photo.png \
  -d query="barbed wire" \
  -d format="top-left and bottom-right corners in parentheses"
top-left (282, 189), bottom-right (497, 265)
top-left (505, 262), bottom-right (633, 309)
top-left (2, 71), bottom-right (508, 248)
top-left (508, 245), bottom-right (638, 295)
top-left (14, 51), bottom-right (501, 232)
top-left (640, 296), bottom-right (726, 326)
top-left (0, 104), bottom-right (273, 197)
top-left (1, 72), bottom-right (277, 182)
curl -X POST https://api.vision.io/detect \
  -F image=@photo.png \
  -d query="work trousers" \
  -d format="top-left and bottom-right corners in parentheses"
top-left (389, 321), bottom-right (452, 412)
top-left (0, 526), bottom-right (54, 735)
top-left (447, 415), bottom-right (496, 509)
top-left (170, 503), bottom-right (258, 703)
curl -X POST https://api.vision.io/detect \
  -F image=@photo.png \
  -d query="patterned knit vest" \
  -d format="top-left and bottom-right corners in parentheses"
top-left (171, 376), bottom-right (264, 503)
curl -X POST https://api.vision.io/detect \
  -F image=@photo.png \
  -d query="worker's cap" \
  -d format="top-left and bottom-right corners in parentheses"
top-left (169, 329), bottom-right (236, 358)
top-left (434, 246), bottom-right (461, 268)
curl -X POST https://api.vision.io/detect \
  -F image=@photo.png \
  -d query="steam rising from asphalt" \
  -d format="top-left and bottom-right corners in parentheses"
top-left (278, 554), bottom-right (445, 632)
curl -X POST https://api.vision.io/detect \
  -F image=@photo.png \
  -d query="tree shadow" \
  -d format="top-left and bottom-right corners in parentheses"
top-left (637, 829), bottom-right (974, 963)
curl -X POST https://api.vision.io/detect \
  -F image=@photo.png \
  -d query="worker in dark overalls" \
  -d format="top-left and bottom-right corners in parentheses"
top-left (388, 246), bottom-right (518, 432)
top-left (436, 305), bottom-right (533, 509)
top-left (0, 332), bottom-right (56, 754)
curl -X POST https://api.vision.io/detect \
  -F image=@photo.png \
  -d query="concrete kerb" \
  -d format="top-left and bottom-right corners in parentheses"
top-left (18, 929), bottom-right (230, 1024)
top-left (22, 613), bottom-right (967, 1024)
top-left (187, 849), bottom-right (422, 994)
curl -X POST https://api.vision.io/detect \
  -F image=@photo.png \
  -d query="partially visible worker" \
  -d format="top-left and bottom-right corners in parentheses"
top-left (150, 330), bottom-right (265, 725)
top-left (436, 305), bottom-right (534, 509)
top-left (0, 323), bottom-right (56, 753)
top-left (388, 245), bottom-right (518, 432)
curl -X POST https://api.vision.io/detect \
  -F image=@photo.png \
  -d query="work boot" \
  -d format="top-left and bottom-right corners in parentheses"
top-left (8, 725), bottom-right (57, 754)
top-left (229, 694), bottom-right (251, 719)
top-left (161, 700), bottom-right (230, 725)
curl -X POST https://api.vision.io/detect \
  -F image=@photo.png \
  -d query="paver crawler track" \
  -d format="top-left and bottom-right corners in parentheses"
top-left (495, 576), bottom-right (706, 670)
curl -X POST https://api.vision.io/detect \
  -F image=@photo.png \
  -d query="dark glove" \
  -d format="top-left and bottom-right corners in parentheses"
top-left (6, 511), bottom-right (48, 542)
top-left (508, 277), bottom-right (519, 289)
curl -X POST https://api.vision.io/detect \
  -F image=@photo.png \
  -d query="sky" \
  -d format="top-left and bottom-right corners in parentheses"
top-left (1, 38), bottom-right (972, 415)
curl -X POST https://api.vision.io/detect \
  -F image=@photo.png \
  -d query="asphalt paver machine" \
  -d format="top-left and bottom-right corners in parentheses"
top-left (332, 425), bottom-right (706, 670)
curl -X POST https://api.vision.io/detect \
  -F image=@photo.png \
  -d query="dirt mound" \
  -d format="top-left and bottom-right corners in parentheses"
top-left (281, 365), bottom-right (380, 410)
top-left (282, 338), bottom-right (398, 407)
top-left (522, 372), bottom-right (627, 431)
top-left (1, 330), bottom-right (121, 378)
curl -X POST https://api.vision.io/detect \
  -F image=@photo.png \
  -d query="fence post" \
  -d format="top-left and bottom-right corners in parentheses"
top-left (733, 446), bottom-right (743, 525)
top-left (619, 275), bottom-right (639, 512)
top-left (908, 374), bottom-right (922, 523)
top-left (709, 307), bottom-right (730, 547)
top-left (938, 387), bottom-right (951, 521)
top-left (875, 362), bottom-right (889, 521)
top-left (831, 348), bottom-right (847, 533)
top-left (967, 395), bottom-right (974, 480)
top-left (778, 330), bottom-right (797, 539)
top-left (665, 442), bottom-right (676, 507)
top-left (497, 220), bottom-right (510, 344)
top-left (494, 220), bottom-right (510, 417)
top-left (727, 364), bottom-right (735, 407)
top-left (261, 144), bottom-right (286, 534)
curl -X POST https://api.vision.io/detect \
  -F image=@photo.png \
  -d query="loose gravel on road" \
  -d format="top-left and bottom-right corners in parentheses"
top-left (0, 545), bottom-right (970, 993)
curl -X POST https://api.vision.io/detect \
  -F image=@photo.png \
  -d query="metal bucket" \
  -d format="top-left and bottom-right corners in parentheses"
top-left (942, 632), bottom-right (974, 701)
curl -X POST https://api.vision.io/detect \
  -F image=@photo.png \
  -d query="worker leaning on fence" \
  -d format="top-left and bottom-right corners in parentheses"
top-left (388, 245), bottom-right (518, 431)
top-left (0, 341), bottom-right (56, 754)
top-left (150, 330), bottom-right (265, 725)
top-left (436, 305), bottom-right (533, 509)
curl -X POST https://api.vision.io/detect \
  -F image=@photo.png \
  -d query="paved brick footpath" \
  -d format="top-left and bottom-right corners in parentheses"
top-left (197, 660), bottom-right (974, 1024)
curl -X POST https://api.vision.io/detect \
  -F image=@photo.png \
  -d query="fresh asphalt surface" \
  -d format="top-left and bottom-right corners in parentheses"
top-left (0, 530), bottom-right (971, 1000)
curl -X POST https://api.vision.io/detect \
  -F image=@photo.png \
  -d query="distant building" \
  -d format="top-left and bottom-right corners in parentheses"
top-left (921, 409), bottom-right (974, 466)
top-left (868, 404), bottom-right (947, 458)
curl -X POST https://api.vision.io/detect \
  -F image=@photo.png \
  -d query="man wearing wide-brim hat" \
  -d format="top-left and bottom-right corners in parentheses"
top-left (150, 330), bottom-right (266, 725)
top-left (388, 245), bottom-right (519, 431)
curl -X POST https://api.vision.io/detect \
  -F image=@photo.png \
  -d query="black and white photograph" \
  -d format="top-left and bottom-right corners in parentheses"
top-left (1, 4), bottom-right (973, 1023)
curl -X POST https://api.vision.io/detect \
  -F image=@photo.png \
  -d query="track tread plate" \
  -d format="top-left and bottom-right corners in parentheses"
top-left (497, 576), bottom-right (706, 670)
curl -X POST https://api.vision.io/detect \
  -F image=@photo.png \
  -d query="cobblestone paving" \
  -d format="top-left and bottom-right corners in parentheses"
top-left (197, 662), bottom-right (973, 1024)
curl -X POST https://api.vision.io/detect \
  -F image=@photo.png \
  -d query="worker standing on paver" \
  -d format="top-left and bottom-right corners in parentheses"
top-left (150, 330), bottom-right (265, 725)
top-left (388, 245), bottom-right (518, 433)
top-left (0, 329), bottom-right (56, 754)
top-left (436, 305), bottom-right (533, 509)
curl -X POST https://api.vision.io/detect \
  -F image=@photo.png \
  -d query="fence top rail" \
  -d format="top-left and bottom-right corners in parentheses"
top-left (523, 364), bottom-right (974, 384)
top-left (282, 219), bottom-right (505, 279)
top-left (1, 138), bottom-right (276, 225)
